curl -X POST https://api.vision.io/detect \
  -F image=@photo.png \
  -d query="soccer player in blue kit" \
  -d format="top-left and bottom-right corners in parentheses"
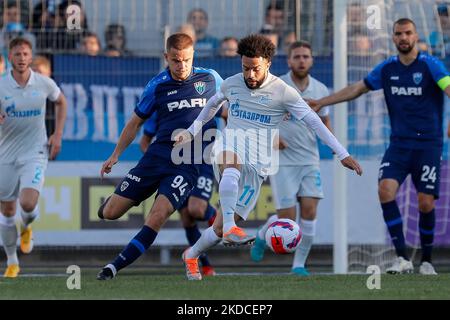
top-left (310, 18), bottom-right (450, 274)
top-left (96, 33), bottom-right (223, 280)
top-left (140, 109), bottom-right (227, 277)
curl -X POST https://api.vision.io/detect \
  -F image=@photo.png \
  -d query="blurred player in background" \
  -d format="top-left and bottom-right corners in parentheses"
top-left (309, 18), bottom-right (450, 275)
top-left (139, 108), bottom-right (227, 276)
top-left (0, 38), bottom-right (67, 278)
top-left (250, 41), bottom-right (332, 276)
top-left (31, 55), bottom-right (56, 138)
top-left (174, 34), bottom-right (362, 280)
top-left (96, 33), bottom-right (224, 280)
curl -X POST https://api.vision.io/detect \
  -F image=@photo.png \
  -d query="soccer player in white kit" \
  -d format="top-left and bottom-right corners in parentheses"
top-left (174, 34), bottom-right (362, 280)
top-left (0, 38), bottom-right (67, 277)
top-left (251, 41), bottom-right (331, 276)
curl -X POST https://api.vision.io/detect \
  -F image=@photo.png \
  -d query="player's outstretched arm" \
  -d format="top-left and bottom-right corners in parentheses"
top-left (48, 93), bottom-right (67, 160)
top-left (173, 91), bottom-right (227, 146)
top-left (101, 113), bottom-right (145, 177)
top-left (307, 80), bottom-right (369, 112)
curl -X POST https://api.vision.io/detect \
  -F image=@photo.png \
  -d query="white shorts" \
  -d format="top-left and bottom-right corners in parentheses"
top-left (270, 165), bottom-right (324, 210)
top-left (212, 160), bottom-right (264, 221)
top-left (0, 156), bottom-right (48, 201)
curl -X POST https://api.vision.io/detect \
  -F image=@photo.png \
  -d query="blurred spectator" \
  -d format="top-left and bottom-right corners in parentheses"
top-left (418, 39), bottom-right (431, 54)
top-left (34, 0), bottom-right (89, 52)
top-left (32, 0), bottom-right (57, 29)
top-left (0, 54), bottom-right (5, 76)
top-left (187, 8), bottom-right (219, 57)
top-left (430, 3), bottom-right (450, 57)
top-left (80, 31), bottom-right (101, 56)
top-left (1, 1), bottom-right (36, 51)
top-left (282, 31), bottom-right (296, 56)
top-left (260, 25), bottom-right (279, 53)
top-left (32, 0), bottom-right (57, 52)
top-left (348, 32), bottom-right (372, 56)
top-left (31, 55), bottom-right (51, 77)
top-left (104, 48), bottom-right (121, 57)
top-left (1, 0), bottom-right (31, 28)
top-left (55, 0), bottom-right (89, 51)
top-left (177, 23), bottom-right (196, 44)
top-left (31, 55), bottom-right (55, 138)
top-left (218, 36), bottom-right (239, 57)
top-left (347, 1), bottom-right (365, 33)
top-left (105, 24), bottom-right (132, 57)
top-left (260, 1), bottom-right (285, 38)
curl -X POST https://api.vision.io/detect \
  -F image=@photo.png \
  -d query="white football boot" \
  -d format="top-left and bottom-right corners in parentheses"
top-left (419, 261), bottom-right (438, 275)
top-left (386, 256), bottom-right (414, 274)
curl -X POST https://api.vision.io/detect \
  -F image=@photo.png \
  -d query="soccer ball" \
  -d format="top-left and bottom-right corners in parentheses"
top-left (265, 218), bottom-right (302, 254)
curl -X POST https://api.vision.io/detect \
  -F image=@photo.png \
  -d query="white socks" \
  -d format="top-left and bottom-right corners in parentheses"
top-left (293, 219), bottom-right (316, 269)
top-left (219, 168), bottom-right (241, 233)
top-left (20, 206), bottom-right (38, 228)
top-left (0, 214), bottom-right (19, 266)
top-left (257, 214), bottom-right (279, 240)
top-left (186, 226), bottom-right (221, 259)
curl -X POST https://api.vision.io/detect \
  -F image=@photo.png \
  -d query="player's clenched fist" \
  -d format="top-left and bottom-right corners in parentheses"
top-left (101, 155), bottom-right (118, 178)
top-left (341, 156), bottom-right (363, 176)
top-left (173, 129), bottom-right (193, 146)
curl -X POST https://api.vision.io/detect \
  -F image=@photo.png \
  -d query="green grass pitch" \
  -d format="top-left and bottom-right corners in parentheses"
top-left (1, 268), bottom-right (450, 299)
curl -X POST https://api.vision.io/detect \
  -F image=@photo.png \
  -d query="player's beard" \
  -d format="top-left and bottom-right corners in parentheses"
top-left (291, 69), bottom-right (309, 81)
top-left (396, 41), bottom-right (415, 54)
top-left (244, 72), bottom-right (267, 90)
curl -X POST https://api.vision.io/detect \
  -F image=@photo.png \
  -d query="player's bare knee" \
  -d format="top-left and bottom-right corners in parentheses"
top-left (187, 203), bottom-right (207, 219)
top-left (19, 200), bottom-right (37, 213)
top-left (378, 185), bottom-right (396, 202)
top-left (418, 199), bottom-right (435, 213)
top-left (1, 206), bottom-right (15, 217)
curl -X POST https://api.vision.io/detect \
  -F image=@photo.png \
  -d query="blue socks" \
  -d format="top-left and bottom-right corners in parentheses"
top-left (419, 209), bottom-right (435, 263)
top-left (112, 226), bottom-right (157, 272)
top-left (382, 201), bottom-right (408, 259)
top-left (185, 225), bottom-right (211, 267)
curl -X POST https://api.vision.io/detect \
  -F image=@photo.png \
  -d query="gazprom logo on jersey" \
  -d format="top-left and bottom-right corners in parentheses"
top-left (167, 98), bottom-right (207, 111)
top-left (390, 86), bottom-right (422, 96)
top-left (5, 104), bottom-right (41, 118)
top-left (230, 100), bottom-right (271, 124)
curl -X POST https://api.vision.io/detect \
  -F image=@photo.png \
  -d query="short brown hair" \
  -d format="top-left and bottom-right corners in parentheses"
top-left (393, 18), bottom-right (416, 33)
top-left (237, 34), bottom-right (276, 62)
top-left (288, 40), bottom-right (312, 57)
top-left (32, 55), bottom-right (51, 70)
top-left (9, 37), bottom-right (33, 51)
top-left (166, 33), bottom-right (194, 51)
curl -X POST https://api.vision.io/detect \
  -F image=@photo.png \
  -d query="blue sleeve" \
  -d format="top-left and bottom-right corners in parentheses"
top-left (423, 55), bottom-right (450, 84)
top-left (364, 60), bottom-right (388, 90)
top-left (134, 79), bottom-right (158, 119)
top-left (209, 68), bottom-right (223, 93)
top-left (143, 112), bottom-right (158, 137)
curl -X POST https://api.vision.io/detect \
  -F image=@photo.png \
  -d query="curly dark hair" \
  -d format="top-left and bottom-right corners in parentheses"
top-left (237, 34), bottom-right (276, 62)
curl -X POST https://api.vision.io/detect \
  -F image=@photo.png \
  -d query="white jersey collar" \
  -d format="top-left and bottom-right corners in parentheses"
top-left (8, 68), bottom-right (36, 88)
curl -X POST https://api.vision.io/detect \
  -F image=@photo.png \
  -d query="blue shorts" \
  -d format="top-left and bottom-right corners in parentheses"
top-left (179, 163), bottom-right (215, 209)
top-left (115, 154), bottom-right (197, 210)
top-left (378, 145), bottom-right (442, 198)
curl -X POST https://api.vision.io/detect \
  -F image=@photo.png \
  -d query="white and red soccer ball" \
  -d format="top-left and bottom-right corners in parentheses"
top-left (265, 218), bottom-right (302, 254)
